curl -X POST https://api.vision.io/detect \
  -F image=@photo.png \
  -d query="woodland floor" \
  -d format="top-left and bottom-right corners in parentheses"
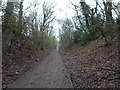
top-left (5, 51), bottom-right (73, 88)
top-left (2, 40), bottom-right (51, 88)
top-left (60, 32), bottom-right (119, 88)
top-left (2, 32), bottom-right (119, 88)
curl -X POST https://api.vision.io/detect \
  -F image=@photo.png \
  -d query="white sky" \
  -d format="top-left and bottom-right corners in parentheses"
top-left (23, 0), bottom-right (119, 41)
top-left (1, 0), bottom-right (119, 41)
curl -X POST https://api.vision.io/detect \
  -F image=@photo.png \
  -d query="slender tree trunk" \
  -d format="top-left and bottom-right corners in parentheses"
top-left (18, 0), bottom-right (23, 33)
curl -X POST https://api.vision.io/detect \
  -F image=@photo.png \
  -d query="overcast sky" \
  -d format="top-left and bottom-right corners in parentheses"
top-left (23, 0), bottom-right (119, 40)
top-left (1, 0), bottom-right (119, 40)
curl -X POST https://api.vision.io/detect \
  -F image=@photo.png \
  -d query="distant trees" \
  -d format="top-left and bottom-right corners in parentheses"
top-left (59, 0), bottom-right (119, 49)
top-left (2, 0), bottom-right (57, 55)
top-left (39, 2), bottom-right (55, 50)
top-left (2, 0), bottom-right (119, 52)
top-left (59, 19), bottom-right (74, 49)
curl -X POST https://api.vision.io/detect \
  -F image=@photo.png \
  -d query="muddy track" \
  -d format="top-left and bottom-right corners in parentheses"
top-left (8, 50), bottom-right (73, 88)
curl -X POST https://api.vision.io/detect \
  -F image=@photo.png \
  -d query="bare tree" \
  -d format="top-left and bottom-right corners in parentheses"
top-left (40, 1), bottom-right (55, 51)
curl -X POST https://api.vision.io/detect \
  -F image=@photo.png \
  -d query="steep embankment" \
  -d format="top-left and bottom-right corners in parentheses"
top-left (61, 32), bottom-right (119, 88)
top-left (2, 39), bottom-right (51, 88)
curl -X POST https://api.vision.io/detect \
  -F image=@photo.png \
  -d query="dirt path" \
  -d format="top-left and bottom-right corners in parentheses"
top-left (8, 50), bottom-right (73, 88)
